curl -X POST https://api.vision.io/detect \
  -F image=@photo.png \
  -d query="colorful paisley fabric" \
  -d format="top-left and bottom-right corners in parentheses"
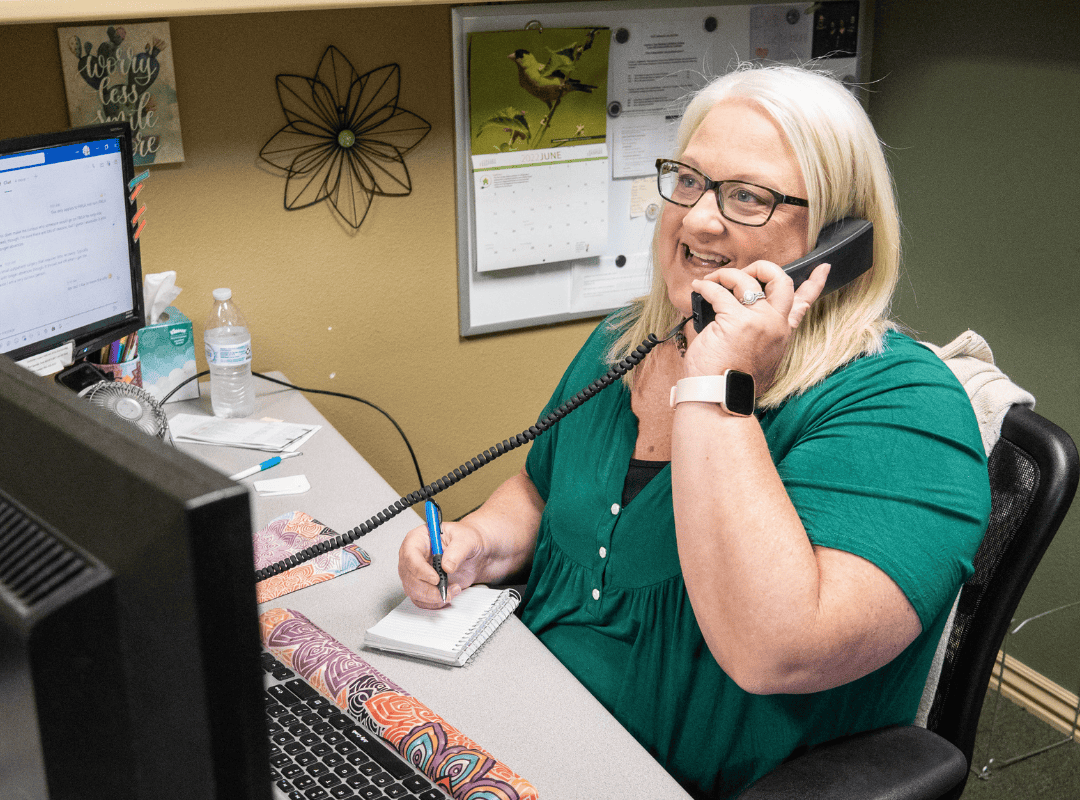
top-left (260, 608), bottom-right (538, 800)
top-left (253, 511), bottom-right (371, 602)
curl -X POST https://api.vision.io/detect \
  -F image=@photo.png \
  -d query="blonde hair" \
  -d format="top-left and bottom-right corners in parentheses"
top-left (610, 63), bottom-right (901, 408)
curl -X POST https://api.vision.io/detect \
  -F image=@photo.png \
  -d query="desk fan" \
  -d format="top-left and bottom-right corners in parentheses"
top-left (81, 381), bottom-right (170, 440)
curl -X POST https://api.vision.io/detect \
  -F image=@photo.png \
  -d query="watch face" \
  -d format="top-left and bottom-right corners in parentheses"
top-left (726, 371), bottom-right (756, 416)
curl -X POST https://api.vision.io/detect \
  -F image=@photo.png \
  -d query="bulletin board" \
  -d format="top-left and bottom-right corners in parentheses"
top-left (452, 0), bottom-right (870, 336)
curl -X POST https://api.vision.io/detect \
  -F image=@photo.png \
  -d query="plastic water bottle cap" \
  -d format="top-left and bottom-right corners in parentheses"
top-left (213, 288), bottom-right (232, 301)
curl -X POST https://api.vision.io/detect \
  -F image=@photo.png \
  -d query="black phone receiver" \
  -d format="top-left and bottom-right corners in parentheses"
top-left (691, 217), bottom-right (874, 332)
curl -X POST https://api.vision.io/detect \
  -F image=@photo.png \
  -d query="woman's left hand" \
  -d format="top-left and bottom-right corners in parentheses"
top-left (683, 260), bottom-right (831, 390)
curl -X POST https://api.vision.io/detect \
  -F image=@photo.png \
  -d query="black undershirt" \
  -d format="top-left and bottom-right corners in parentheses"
top-left (622, 458), bottom-right (669, 506)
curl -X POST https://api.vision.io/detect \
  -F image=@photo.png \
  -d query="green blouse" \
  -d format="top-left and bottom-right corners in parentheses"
top-left (521, 318), bottom-right (991, 799)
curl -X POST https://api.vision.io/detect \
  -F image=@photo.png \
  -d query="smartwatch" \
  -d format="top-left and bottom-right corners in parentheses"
top-left (669, 371), bottom-right (755, 417)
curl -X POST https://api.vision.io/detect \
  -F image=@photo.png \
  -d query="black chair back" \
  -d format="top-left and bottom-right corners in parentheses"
top-left (924, 405), bottom-right (1079, 797)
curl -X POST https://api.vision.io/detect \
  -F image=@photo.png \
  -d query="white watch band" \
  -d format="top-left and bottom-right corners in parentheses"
top-left (669, 375), bottom-right (729, 407)
top-left (668, 372), bottom-right (755, 416)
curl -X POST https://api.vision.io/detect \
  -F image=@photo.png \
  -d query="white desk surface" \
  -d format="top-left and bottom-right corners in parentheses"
top-left (167, 374), bottom-right (691, 800)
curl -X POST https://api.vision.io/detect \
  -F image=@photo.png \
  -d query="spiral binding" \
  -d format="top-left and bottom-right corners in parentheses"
top-left (457, 589), bottom-right (521, 666)
top-left (254, 320), bottom-right (688, 583)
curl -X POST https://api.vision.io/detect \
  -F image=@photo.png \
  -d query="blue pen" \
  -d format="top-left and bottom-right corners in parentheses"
top-left (425, 500), bottom-right (448, 603)
top-left (229, 451), bottom-right (301, 481)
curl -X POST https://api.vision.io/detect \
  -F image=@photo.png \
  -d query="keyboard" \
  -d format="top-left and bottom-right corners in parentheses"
top-left (262, 648), bottom-right (449, 800)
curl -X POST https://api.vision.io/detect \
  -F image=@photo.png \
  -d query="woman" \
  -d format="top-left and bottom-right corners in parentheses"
top-left (399, 64), bottom-right (991, 799)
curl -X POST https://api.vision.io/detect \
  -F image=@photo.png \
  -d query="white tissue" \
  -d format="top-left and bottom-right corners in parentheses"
top-left (143, 271), bottom-right (182, 325)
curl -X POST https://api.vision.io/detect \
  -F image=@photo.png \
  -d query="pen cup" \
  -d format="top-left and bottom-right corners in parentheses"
top-left (98, 357), bottom-right (143, 388)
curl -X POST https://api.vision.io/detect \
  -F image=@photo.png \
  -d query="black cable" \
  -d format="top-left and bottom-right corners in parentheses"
top-left (160, 370), bottom-right (425, 488)
top-left (159, 369), bottom-right (207, 404)
top-left (253, 319), bottom-right (689, 583)
top-left (251, 372), bottom-right (425, 489)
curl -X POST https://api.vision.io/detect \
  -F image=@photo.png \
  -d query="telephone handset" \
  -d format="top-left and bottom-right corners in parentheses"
top-left (255, 217), bottom-right (874, 582)
top-left (691, 217), bottom-right (874, 332)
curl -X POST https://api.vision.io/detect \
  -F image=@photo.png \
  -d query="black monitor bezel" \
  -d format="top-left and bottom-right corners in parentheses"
top-left (0, 122), bottom-right (146, 364)
top-left (0, 353), bottom-right (271, 799)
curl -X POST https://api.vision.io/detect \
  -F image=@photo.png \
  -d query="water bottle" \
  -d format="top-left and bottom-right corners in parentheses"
top-left (204, 288), bottom-right (255, 418)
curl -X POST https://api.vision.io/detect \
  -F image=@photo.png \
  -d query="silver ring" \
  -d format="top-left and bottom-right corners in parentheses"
top-left (740, 290), bottom-right (767, 306)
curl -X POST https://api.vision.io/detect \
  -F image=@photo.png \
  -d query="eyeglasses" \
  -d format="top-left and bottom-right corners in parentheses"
top-left (655, 159), bottom-right (809, 227)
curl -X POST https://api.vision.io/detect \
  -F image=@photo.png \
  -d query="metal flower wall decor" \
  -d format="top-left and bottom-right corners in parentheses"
top-left (260, 46), bottom-right (432, 230)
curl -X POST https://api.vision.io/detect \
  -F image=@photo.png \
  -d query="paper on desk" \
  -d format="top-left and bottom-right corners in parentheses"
top-left (169, 414), bottom-right (319, 452)
top-left (254, 475), bottom-right (310, 496)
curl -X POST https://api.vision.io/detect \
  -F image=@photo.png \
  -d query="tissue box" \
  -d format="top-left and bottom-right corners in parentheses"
top-left (138, 306), bottom-right (198, 403)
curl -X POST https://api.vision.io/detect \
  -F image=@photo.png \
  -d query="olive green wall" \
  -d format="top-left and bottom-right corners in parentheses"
top-left (868, 0), bottom-right (1079, 690)
top-left (1, 0), bottom-right (1076, 689)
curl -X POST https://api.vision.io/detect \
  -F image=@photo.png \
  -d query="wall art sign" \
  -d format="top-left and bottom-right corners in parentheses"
top-left (58, 22), bottom-right (185, 166)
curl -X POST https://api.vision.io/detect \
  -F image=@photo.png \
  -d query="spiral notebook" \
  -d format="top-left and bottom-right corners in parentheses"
top-left (364, 585), bottom-right (520, 666)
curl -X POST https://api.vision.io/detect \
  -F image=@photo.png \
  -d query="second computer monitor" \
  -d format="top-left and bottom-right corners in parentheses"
top-left (0, 122), bottom-right (145, 367)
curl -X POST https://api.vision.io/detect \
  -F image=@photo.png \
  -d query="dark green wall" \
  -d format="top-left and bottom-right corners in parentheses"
top-left (868, 0), bottom-right (1080, 689)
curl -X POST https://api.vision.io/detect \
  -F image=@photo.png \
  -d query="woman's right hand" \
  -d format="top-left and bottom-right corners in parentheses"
top-left (398, 518), bottom-right (488, 609)
top-left (397, 468), bottom-right (545, 609)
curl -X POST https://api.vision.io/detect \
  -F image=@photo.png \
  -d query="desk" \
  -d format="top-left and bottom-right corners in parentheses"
top-left (167, 374), bottom-right (691, 800)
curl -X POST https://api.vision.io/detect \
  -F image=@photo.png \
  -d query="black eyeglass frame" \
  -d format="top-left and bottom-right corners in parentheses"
top-left (655, 158), bottom-right (809, 227)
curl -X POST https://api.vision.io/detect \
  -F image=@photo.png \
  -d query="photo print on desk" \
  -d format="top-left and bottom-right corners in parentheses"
top-left (259, 46), bottom-right (431, 230)
top-left (57, 21), bottom-right (185, 166)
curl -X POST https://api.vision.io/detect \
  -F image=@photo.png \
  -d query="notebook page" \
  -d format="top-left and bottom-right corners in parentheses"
top-left (366, 585), bottom-right (509, 655)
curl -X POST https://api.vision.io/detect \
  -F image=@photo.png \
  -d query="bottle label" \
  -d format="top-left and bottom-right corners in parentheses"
top-left (205, 338), bottom-right (251, 366)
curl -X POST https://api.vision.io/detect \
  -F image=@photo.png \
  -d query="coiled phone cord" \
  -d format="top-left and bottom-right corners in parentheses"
top-left (254, 318), bottom-right (690, 583)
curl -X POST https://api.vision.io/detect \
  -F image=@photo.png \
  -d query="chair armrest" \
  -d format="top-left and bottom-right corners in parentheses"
top-left (735, 725), bottom-right (968, 800)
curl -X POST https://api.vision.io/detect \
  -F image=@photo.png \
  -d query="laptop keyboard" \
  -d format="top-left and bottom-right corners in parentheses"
top-left (262, 649), bottom-right (448, 800)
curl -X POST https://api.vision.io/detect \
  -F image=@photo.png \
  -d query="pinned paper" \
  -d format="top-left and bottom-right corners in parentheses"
top-left (629, 176), bottom-right (662, 219)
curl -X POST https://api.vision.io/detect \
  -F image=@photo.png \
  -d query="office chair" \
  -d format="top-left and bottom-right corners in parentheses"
top-left (737, 404), bottom-right (1080, 800)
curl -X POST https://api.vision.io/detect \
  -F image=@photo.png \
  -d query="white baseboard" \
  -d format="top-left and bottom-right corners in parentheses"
top-left (987, 651), bottom-right (1080, 740)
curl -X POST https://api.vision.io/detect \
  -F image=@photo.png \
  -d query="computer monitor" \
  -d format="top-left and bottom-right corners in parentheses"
top-left (0, 122), bottom-right (145, 368)
top-left (0, 354), bottom-right (271, 800)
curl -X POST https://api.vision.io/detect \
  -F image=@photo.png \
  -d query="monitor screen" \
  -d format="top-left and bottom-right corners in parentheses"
top-left (0, 123), bottom-right (144, 367)
top-left (0, 354), bottom-right (271, 800)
